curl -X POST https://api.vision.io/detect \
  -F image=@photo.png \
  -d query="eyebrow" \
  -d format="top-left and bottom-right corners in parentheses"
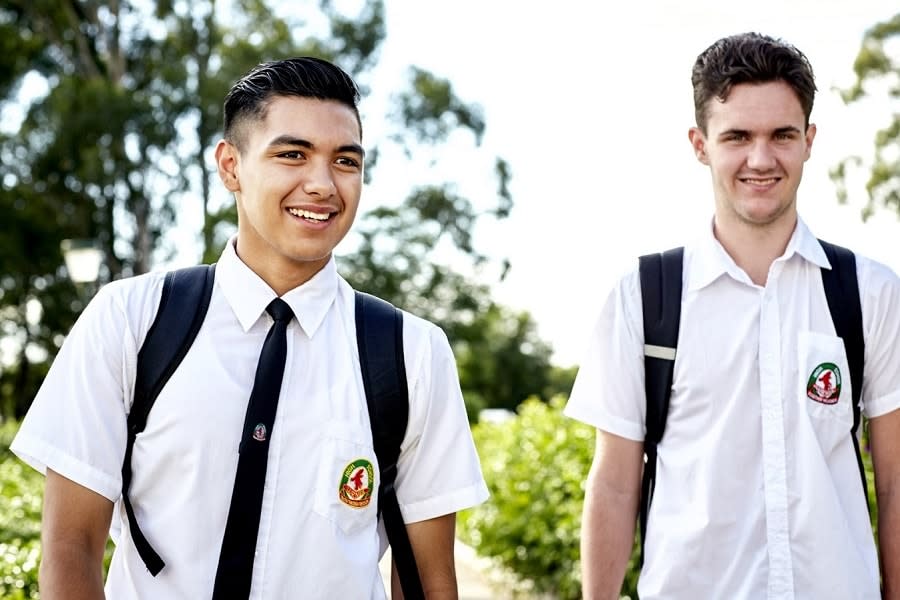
top-left (266, 135), bottom-right (365, 158)
top-left (773, 126), bottom-right (803, 136)
top-left (718, 126), bottom-right (803, 139)
top-left (718, 128), bottom-right (750, 139)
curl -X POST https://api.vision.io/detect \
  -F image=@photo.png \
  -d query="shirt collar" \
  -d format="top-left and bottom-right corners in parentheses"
top-left (216, 237), bottom-right (338, 337)
top-left (686, 218), bottom-right (742, 291)
top-left (789, 216), bottom-right (831, 269)
top-left (686, 216), bottom-right (829, 292)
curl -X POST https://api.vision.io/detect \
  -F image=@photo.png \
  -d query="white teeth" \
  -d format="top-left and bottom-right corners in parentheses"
top-left (288, 208), bottom-right (331, 221)
top-left (742, 178), bottom-right (778, 185)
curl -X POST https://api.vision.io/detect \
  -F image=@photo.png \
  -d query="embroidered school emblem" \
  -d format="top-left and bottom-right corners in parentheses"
top-left (806, 362), bottom-right (842, 405)
top-left (338, 459), bottom-right (375, 509)
top-left (252, 423), bottom-right (267, 442)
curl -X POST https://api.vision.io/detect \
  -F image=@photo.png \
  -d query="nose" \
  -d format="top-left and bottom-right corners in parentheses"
top-left (302, 159), bottom-right (336, 198)
top-left (746, 140), bottom-right (777, 171)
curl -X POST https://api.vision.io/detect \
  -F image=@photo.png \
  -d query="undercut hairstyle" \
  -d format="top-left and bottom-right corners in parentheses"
top-left (223, 56), bottom-right (362, 150)
top-left (691, 32), bottom-right (817, 132)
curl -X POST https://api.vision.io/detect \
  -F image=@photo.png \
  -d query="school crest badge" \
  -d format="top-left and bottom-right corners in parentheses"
top-left (338, 459), bottom-right (374, 508)
top-left (806, 362), bottom-right (841, 405)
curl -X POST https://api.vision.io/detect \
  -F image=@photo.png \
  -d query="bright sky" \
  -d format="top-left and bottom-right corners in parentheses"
top-left (8, 2), bottom-right (893, 369)
top-left (361, 0), bottom-right (900, 366)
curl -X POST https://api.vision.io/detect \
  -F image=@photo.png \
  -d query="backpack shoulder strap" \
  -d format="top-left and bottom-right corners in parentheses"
top-left (818, 239), bottom-right (867, 501)
top-left (124, 263), bottom-right (216, 575)
top-left (354, 291), bottom-right (423, 600)
top-left (637, 246), bottom-right (684, 566)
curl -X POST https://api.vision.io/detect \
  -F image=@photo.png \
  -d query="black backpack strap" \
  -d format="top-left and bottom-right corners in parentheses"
top-left (818, 239), bottom-right (867, 504)
top-left (354, 291), bottom-right (423, 600)
top-left (638, 247), bottom-right (684, 567)
top-left (123, 263), bottom-right (216, 575)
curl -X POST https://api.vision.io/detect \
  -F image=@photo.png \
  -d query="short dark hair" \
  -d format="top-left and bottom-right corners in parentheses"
top-left (691, 32), bottom-right (816, 132)
top-left (223, 56), bottom-right (362, 150)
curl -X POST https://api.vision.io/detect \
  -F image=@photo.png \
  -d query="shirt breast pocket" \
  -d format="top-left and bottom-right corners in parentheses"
top-left (312, 421), bottom-right (379, 537)
top-left (797, 331), bottom-right (854, 449)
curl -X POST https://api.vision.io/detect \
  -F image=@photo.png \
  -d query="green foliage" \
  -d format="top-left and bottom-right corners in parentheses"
top-left (459, 397), bottom-right (594, 599)
top-left (394, 67), bottom-right (486, 146)
top-left (0, 422), bottom-right (15, 457)
top-left (0, 421), bottom-right (133, 599)
top-left (0, 540), bottom-right (40, 600)
top-left (454, 306), bottom-right (556, 416)
top-left (1, 0), bottom-right (555, 423)
top-left (832, 12), bottom-right (900, 220)
top-left (547, 364), bottom-right (578, 400)
top-left (0, 421), bottom-right (42, 598)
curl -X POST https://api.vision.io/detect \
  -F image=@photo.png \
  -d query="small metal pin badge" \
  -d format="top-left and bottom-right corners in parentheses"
top-left (252, 423), bottom-right (267, 442)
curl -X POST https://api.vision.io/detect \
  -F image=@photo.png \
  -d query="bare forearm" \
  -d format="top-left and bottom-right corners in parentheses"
top-left (39, 542), bottom-right (106, 600)
top-left (879, 488), bottom-right (900, 600)
top-left (391, 558), bottom-right (458, 600)
top-left (581, 485), bottom-right (639, 600)
top-left (870, 411), bottom-right (900, 599)
top-left (393, 513), bottom-right (459, 599)
top-left (39, 470), bottom-right (112, 600)
top-left (579, 430), bottom-right (643, 600)
top-left (392, 581), bottom-right (458, 599)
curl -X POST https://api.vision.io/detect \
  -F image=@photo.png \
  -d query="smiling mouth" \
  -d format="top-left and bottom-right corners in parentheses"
top-left (287, 207), bottom-right (335, 222)
top-left (739, 177), bottom-right (781, 185)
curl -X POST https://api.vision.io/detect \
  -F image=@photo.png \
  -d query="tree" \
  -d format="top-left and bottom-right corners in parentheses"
top-left (1, 1), bottom-right (210, 415)
top-left (0, 0), bottom-right (559, 419)
top-left (831, 12), bottom-right (900, 220)
top-left (0, 183), bottom-right (62, 418)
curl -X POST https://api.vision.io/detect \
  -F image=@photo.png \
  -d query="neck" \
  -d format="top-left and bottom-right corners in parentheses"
top-left (233, 240), bottom-right (329, 296)
top-left (713, 213), bottom-right (797, 286)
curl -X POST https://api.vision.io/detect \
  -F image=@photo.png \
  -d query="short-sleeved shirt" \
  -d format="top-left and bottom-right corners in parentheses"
top-left (565, 218), bottom-right (900, 600)
top-left (12, 239), bottom-right (488, 599)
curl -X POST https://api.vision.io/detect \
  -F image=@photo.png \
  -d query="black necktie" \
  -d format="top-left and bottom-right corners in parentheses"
top-left (212, 298), bottom-right (294, 599)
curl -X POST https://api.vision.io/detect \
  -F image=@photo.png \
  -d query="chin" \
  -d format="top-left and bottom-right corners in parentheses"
top-left (737, 201), bottom-right (790, 223)
top-left (287, 252), bottom-right (333, 265)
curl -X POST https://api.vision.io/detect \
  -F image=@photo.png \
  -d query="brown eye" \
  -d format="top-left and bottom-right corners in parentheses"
top-left (336, 156), bottom-right (361, 168)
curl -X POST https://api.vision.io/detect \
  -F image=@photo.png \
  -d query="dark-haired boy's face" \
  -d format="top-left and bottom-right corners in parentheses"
top-left (215, 95), bottom-right (363, 292)
top-left (688, 81), bottom-right (815, 231)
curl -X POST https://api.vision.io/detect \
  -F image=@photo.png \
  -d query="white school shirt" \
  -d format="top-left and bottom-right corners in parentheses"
top-left (12, 239), bottom-right (488, 599)
top-left (565, 218), bottom-right (900, 600)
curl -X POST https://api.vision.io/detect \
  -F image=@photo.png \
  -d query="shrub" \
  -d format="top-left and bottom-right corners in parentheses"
top-left (0, 539), bottom-right (40, 600)
top-left (0, 422), bottom-right (42, 599)
top-left (0, 421), bottom-right (120, 600)
top-left (458, 396), bottom-right (597, 599)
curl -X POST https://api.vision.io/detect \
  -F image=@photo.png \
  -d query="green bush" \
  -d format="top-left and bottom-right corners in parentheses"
top-left (0, 540), bottom-right (40, 600)
top-left (459, 396), bottom-right (602, 599)
top-left (0, 422), bottom-right (19, 460)
top-left (0, 421), bottom-right (120, 600)
top-left (0, 421), bottom-right (42, 599)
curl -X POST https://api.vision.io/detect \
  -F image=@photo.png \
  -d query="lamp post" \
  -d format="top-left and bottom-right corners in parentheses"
top-left (61, 238), bottom-right (105, 300)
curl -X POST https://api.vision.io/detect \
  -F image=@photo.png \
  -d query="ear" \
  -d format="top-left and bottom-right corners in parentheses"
top-left (688, 127), bottom-right (710, 165)
top-left (803, 123), bottom-right (817, 161)
top-left (215, 139), bottom-right (241, 192)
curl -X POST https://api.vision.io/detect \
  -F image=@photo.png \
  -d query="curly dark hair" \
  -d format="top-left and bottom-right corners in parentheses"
top-left (691, 32), bottom-right (816, 132)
